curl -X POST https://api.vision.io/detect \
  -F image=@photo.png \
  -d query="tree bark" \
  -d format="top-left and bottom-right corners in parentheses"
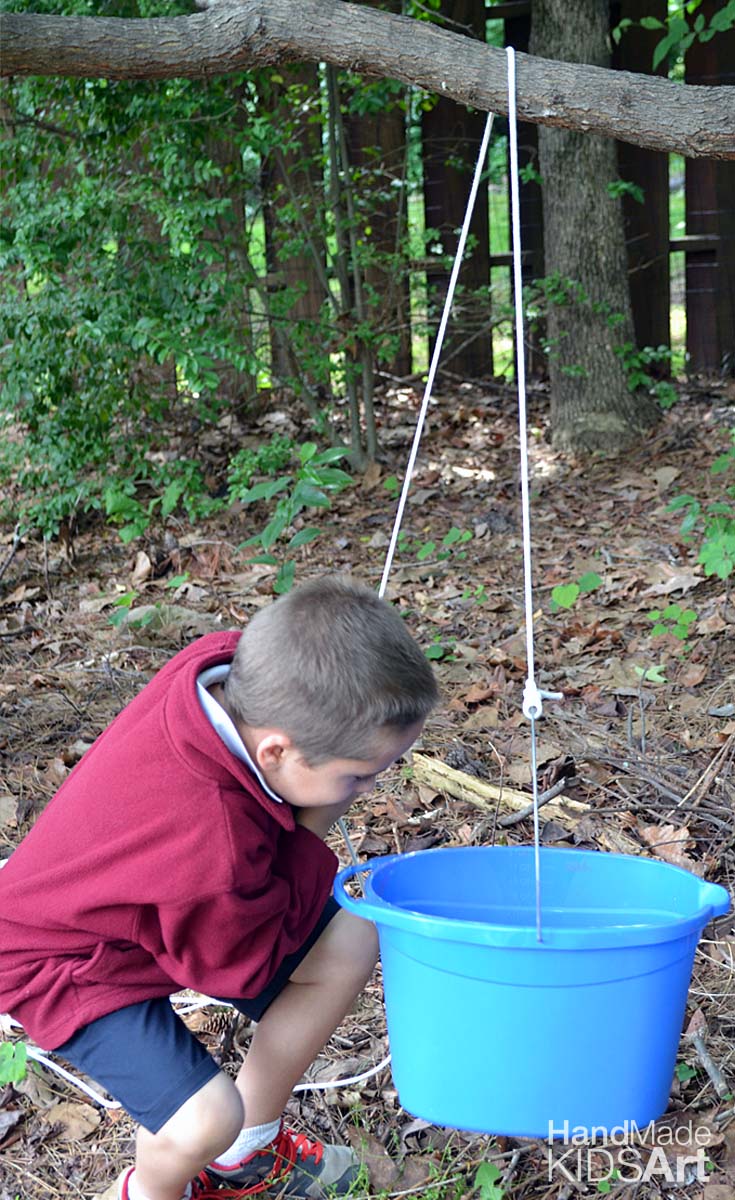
top-left (2, 0), bottom-right (734, 159)
top-left (261, 64), bottom-right (328, 388)
top-left (530, 0), bottom-right (659, 454)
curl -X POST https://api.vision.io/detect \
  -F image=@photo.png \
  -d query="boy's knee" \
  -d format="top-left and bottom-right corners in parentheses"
top-left (156, 1073), bottom-right (243, 1163)
top-left (333, 910), bottom-right (380, 978)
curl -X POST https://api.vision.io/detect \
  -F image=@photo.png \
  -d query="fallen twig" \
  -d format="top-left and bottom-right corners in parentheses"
top-left (684, 1012), bottom-right (731, 1100)
top-left (0, 524), bottom-right (22, 588)
top-left (411, 753), bottom-right (640, 853)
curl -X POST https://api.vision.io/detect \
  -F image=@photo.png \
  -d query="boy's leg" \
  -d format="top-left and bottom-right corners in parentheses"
top-left (133, 1072), bottom-right (243, 1200)
top-left (56, 999), bottom-right (243, 1200)
top-left (233, 909), bottom-right (378, 1124)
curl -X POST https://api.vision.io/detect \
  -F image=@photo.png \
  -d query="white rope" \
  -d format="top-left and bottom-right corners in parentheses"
top-left (339, 109), bottom-right (497, 873)
top-left (379, 110), bottom-right (495, 601)
top-left (293, 1053), bottom-right (391, 1092)
top-left (507, 47), bottom-right (563, 943)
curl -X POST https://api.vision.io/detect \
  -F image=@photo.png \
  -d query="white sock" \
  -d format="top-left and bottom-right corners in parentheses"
top-left (126, 1171), bottom-right (191, 1200)
top-left (213, 1118), bottom-right (281, 1167)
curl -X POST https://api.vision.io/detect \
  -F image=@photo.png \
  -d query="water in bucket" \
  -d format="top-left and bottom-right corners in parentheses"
top-left (335, 845), bottom-right (730, 1138)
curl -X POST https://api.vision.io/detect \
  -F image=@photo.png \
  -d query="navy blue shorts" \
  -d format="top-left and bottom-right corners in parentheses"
top-left (54, 897), bottom-right (339, 1133)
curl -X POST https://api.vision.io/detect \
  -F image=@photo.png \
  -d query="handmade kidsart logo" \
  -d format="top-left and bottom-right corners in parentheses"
top-left (546, 1120), bottom-right (713, 1186)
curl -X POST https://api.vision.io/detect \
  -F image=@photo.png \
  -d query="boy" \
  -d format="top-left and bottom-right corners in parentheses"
top-left (0, 576), bottom-right (438, 1200)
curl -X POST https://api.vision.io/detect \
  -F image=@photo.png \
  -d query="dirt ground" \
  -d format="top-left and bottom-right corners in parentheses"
top-left (1, 381), bottom-right (734, 1200)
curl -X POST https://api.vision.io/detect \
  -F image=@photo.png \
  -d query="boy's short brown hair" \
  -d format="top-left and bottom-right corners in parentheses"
top-left (224, 576), bottom-right (438, 763)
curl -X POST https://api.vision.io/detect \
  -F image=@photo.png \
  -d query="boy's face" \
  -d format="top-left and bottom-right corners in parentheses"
top-left (257, 720), bottom-right (424, 810)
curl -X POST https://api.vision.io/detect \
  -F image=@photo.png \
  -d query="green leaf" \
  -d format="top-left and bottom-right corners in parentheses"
top-left (475, 1162), bottom-right (504, 1200)
top-left (239, 478), bottom-right (291, 505)
top-left (551, 583), bottom-right (580, 610)
top-left (667, 493), bottom-right (698, 512)
top-left (290, 481), bottom-right (330, 509)
top-left (578, 571), bottom-right (602, 593)
top-left (311, 467), bottom-right (352, 490)
top-left (652, 32), bottom-right (677, 70)
top-left (416, 541), bottom-right (436, 561)
top-left (260, 511), bottom-right (290, 549)
top-left (246, 554), bottom-right (279, 565)
top-left (160, 478), bottom-right (185, 519)
top-left (640, 15), bottom-right (665, 28)
top-left (637, 664), bottom-right (667, 683)
top-left (288, 527), bottom-right (321, 548)
top-left (711, 2), bottom-right (735, 33)
top-left (273, 560), bottom-right (296, 594)
top-left (425, 643), bottom-right (446, 660)
top-left (676, 1061), bottom-right (697, 1082)
top-left (0, 1041), bottom-right (27, 1084)
top-left (166, 573), bottom-right (190, 590)
top-left (663, 603), bottom-right (682, 620)
top-left (312, 447), bottom-right (349, 466)
top-left (298, 442), bottom-right (318, 465)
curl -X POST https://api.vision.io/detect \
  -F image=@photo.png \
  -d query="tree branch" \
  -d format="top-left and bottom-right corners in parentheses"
top-left (1, 0), bottom-right (734, 158)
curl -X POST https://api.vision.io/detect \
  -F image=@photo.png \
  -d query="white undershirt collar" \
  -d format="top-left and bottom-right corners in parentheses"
top-left (196, 664), bottom-right (283, 804)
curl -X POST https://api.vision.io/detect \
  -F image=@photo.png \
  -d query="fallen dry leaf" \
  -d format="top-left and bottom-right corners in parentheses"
top-left (130, 550), bottom-right (152, 586)
top-left (653, 466), bottom-right (681, 491)
top-left (0, 1109), bottom-right (23, 1140)
top-left (0, 791), bottom-right (17, 827)
top-left (642, 563), bottom-right (702, 598)
top-left (639, 823), bottom-right (703, 874)
top-left (344, 1126), bottom-right (399, 1191)
top-left (41, 1100), bottom-right (102, 1141)
top-left (678, 662), bottom-right (708, 688)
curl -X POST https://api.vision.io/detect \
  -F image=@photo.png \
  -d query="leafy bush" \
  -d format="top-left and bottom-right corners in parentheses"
top-left (669, 436), bottom-right (735, 580)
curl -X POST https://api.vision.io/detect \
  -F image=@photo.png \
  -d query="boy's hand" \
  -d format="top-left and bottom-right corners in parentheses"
top-left (294, 800), bottom-right (353, 840)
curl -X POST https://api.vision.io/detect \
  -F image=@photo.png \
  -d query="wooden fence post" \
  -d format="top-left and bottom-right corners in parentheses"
top-left (612, 0), bottom-right (670, 358)
top-left (685, 1), bottom-right (735, 376)
top-left (502, 1), bottom-right (545, 377)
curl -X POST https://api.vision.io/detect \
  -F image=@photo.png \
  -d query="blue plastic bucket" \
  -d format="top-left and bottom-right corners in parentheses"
top-left (334, 846), bottom-right (730, 1138)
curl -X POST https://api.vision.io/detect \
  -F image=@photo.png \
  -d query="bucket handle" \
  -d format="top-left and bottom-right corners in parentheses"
top-left (333, 856), bottom-right (403, 924)
top-left (698, 880), bottom-right (731, 920)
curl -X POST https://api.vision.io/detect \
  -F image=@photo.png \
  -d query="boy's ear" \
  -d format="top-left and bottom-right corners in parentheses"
top-left (254, 731), bottom-right (293, 773)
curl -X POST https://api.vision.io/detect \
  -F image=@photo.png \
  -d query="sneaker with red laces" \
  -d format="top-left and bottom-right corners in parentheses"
top-left (207, 1123), bottom-right (360, 1197)
top-left (107, 1166), bottom-right (222, 1200)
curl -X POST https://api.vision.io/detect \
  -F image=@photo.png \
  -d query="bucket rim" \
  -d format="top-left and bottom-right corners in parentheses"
top-left (335, 846), bottom-right (730, 951)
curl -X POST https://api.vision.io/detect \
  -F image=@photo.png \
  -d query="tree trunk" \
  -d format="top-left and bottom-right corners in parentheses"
top-left (530, 0), bottom-right (659, 454)
top-left (2, 2), bottom-right (734, 159)
top-left (261, 64), bottom-right (328, 389)
top-left (421, 0), bottom-right (491, 381)
top-left (204, 78), bottom-right (258, 409)
top-left (345, 0), bottom-right (411, 379)
top-left (345, 96), bottom-right (411, 379)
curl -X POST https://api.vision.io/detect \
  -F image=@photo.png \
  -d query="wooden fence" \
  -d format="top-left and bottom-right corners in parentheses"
top-left (496, 0), bottom-right (735, 375)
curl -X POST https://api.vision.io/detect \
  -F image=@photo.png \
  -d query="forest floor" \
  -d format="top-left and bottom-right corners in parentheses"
top-left (1, 379), bottom-right (735, 1200)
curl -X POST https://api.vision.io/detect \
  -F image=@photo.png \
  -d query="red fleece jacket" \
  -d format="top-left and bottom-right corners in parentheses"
top-left (0, 632), bottom-right (338, 1049)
